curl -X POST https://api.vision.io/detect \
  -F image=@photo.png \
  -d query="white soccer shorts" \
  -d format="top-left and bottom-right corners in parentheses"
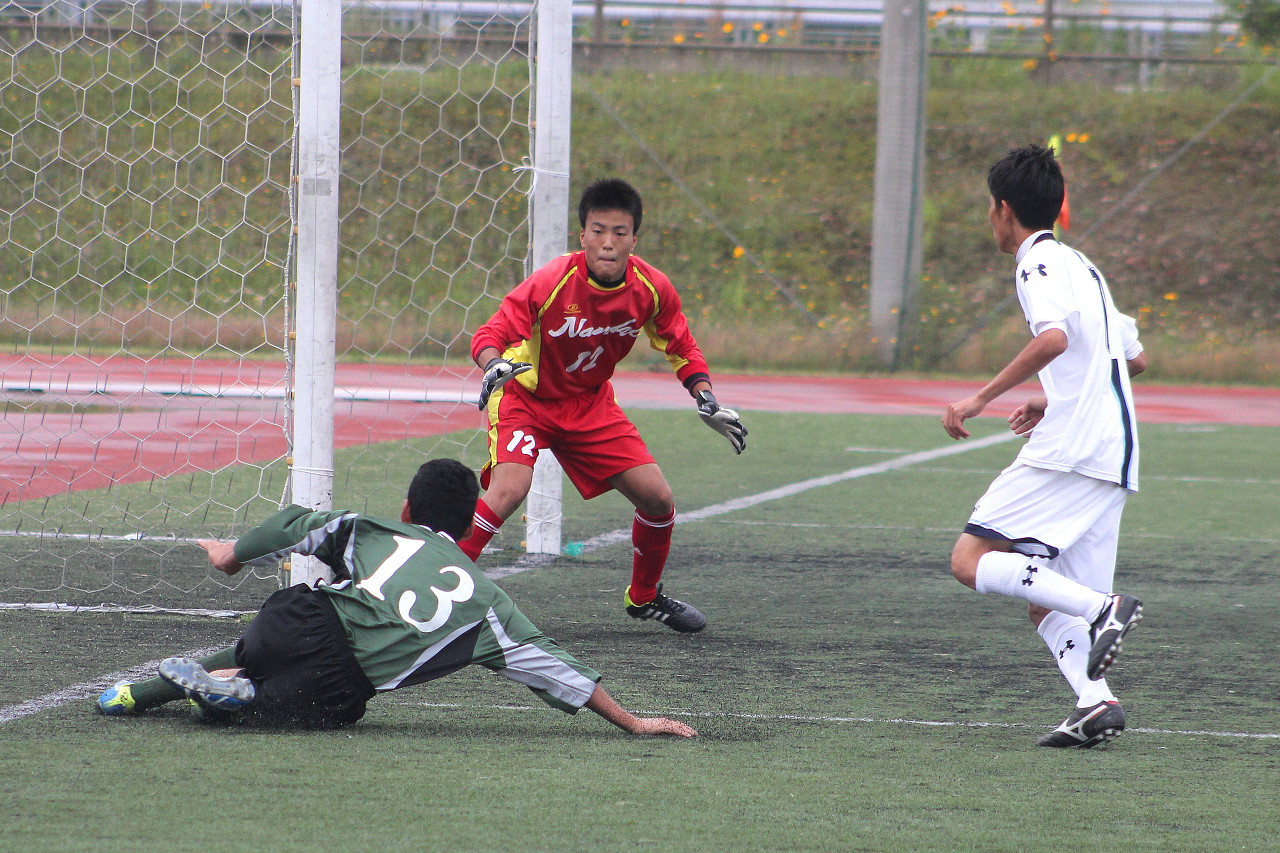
top-left (965, 461), bottom-right (1129, 593)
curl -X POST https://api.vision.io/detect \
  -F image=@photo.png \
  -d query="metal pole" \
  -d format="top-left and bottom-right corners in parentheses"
top-left (869, 0), bottom-right (928, 369)
top-left (525, 0), bottom-right (573, 556)
top-left (290, 0), bottom-right (341, 584)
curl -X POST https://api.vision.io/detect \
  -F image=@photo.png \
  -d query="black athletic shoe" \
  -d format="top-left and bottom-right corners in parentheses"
top-left (625, 583), bottom-right (706, 633)
top-left (1036, 700), bottom-right (1126, 748)
top-left (1087, 594), bottom-right (1143, 680)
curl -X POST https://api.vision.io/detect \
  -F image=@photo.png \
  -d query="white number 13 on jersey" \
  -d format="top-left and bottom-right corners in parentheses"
top-left (357, 535), bottom-right (476, 634)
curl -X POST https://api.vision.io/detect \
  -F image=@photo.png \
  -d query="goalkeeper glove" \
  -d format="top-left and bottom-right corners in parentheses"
top-left (477, 357), bottom-right (532, 409)
top-left (695, 389), bottom-right (747, 454)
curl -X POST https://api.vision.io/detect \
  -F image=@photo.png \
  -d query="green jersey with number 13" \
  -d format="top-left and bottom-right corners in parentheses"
top-left (234, 505), bottom-right (600, 712)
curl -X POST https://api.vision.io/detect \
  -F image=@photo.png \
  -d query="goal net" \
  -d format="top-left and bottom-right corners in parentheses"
top-left (0, 0), bottom-right (552, 612)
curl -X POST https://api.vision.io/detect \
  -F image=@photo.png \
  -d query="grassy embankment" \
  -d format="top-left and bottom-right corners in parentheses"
top-left (3, 46), bottom-right (1277, 383)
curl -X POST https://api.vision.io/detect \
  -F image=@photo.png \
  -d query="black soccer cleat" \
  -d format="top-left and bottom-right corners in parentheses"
top-left (1087, 593), bottom-right (1143, 680)
top-left (1037, 700), bottom-right (1126, 748)
top-left (625, 583), bottom-right (707, 633)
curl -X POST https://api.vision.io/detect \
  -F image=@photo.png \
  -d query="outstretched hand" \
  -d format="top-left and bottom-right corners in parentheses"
top-left (627, 716), bottom-right (699, 738)
top-left (199, 539), bottom-right (244, 577)
top-left (584, 683), bottom-right (699, 737)
top-left (696, 390), bottom-right (747, 454)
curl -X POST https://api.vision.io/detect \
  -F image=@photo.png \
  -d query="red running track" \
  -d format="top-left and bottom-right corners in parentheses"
top-left (3, 353), bottom-right (1277, 503)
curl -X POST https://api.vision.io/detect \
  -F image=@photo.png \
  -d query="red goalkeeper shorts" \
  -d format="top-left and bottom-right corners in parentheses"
top-left (481, 380), bottom-right (655, 500)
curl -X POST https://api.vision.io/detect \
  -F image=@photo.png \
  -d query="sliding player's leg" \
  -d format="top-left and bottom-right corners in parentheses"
top-left (97, 646), bottom-right (239, 716)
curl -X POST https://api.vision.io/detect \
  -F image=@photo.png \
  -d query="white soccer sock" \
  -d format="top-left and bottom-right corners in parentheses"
top-left (974, 551), bottom-right (1108, 620)
top-left (1037, 610), bottom-right (1115, 707)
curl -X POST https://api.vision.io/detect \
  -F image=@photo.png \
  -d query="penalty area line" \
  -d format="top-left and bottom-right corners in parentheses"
top-left (0, 644), bottom-right (229, 725)
top-left (401, 702), bottom-right (1280, 740)
top-left (498, 431), bottom-right (1021, 570)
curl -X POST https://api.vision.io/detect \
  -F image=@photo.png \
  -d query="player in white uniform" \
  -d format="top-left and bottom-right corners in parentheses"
top-left (943, 144), bottom-right (1147, 748)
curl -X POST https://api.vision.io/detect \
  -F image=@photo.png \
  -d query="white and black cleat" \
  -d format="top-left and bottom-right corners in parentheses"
top-left (1087, 594), bottom-right (1143, 680)
top-left (1037, 700), bottom-right (1125, 748)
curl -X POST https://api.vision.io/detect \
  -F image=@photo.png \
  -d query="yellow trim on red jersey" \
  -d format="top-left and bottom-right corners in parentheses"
top-left (634, 267), bottom-right (691, 374)
top-left (481, 386), bottom-right (503, 475)
top-left (503, 267), bottom-right (576, 395)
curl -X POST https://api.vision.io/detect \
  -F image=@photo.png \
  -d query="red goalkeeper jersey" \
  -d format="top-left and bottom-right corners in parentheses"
top-left (471, 251), bottom-right (711, 400)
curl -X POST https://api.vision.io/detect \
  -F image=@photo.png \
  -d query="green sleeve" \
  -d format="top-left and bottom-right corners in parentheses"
top-left (232, 505), bottom-right (358, 569)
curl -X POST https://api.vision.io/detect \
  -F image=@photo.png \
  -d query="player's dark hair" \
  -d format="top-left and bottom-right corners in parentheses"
top-left (406, 459), bottom-right (479, 540)
top-left (578, 178), bottom-right (643, 234)
top-left (987, 144), bottom-right (1064, 232)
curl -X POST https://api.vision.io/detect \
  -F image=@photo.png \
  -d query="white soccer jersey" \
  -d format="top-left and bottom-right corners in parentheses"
top-left (1013, 231), bottom-right (1143, 491)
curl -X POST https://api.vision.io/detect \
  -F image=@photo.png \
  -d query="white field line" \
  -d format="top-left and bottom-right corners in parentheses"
top-left (1, 435), bottom-right (1015, 723)
top-left (553, 431), bottom-right (1021, 558)
top-left (0, 645), bottom-right (230, 724)
top-left (905, 466), bottom-right (1280, 487)
top-left (400, 701), bottom-right (1280, 741)
top-left (705, 519), bottom-right (1280, 545)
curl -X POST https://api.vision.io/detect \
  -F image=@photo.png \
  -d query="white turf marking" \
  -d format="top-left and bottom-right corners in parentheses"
top-left (906, 467), bottom-right (1280, 487)
top-left (401, 702), bottom-right (1280, 741)
top-left (0, 645), bottom-right (229, 724)
top-left (547, 431), bottom-right (1021, 560)
top-left (0, 603), bottom-right (248, 617)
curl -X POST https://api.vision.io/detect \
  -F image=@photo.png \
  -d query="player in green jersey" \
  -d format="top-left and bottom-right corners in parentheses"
top-left (96, 458), bottom-right (696, 738)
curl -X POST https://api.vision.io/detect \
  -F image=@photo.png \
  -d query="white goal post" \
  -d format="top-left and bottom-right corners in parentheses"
top-left (523, 0), bottom-right (573, 557)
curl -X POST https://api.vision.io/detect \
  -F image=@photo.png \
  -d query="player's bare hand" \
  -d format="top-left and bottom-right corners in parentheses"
top-left (628, 716), bottom-right (698, 737)
top-left (943, 396), bottom-right (986, 440)
top-left (199, 539), bottom-right (244, 576)
top-left (1008, 397), bottom-right (1047, 436)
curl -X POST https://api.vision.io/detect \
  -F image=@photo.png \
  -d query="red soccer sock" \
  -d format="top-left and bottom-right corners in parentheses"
top-left (458, 499), bottom-right (505, 561)
top-left (629, 507), bottom-right (675, 605)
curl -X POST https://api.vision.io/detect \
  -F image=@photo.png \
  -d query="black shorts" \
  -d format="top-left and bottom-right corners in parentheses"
top-left (235, 583), bottom-right (376, 728)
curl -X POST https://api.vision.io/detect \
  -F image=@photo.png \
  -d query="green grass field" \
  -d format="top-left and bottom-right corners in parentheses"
top-left (2, 409), bottom-right (1278, 852)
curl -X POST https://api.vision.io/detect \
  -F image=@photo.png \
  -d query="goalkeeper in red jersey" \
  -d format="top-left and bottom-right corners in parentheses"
top-left (460, 178), bottom-right (747, 634)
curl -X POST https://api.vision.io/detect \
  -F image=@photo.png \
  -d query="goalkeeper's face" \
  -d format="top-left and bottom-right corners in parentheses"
top-left (580, 208), bottom-right (637, 282)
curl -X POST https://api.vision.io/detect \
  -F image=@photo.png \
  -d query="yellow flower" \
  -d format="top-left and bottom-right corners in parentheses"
top-left (673, 33), bottom-right (685, 44)
top-left (1164, 292), bottom-right (1178, 301)
top-left (733, 246), bottom-right (745, 258)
